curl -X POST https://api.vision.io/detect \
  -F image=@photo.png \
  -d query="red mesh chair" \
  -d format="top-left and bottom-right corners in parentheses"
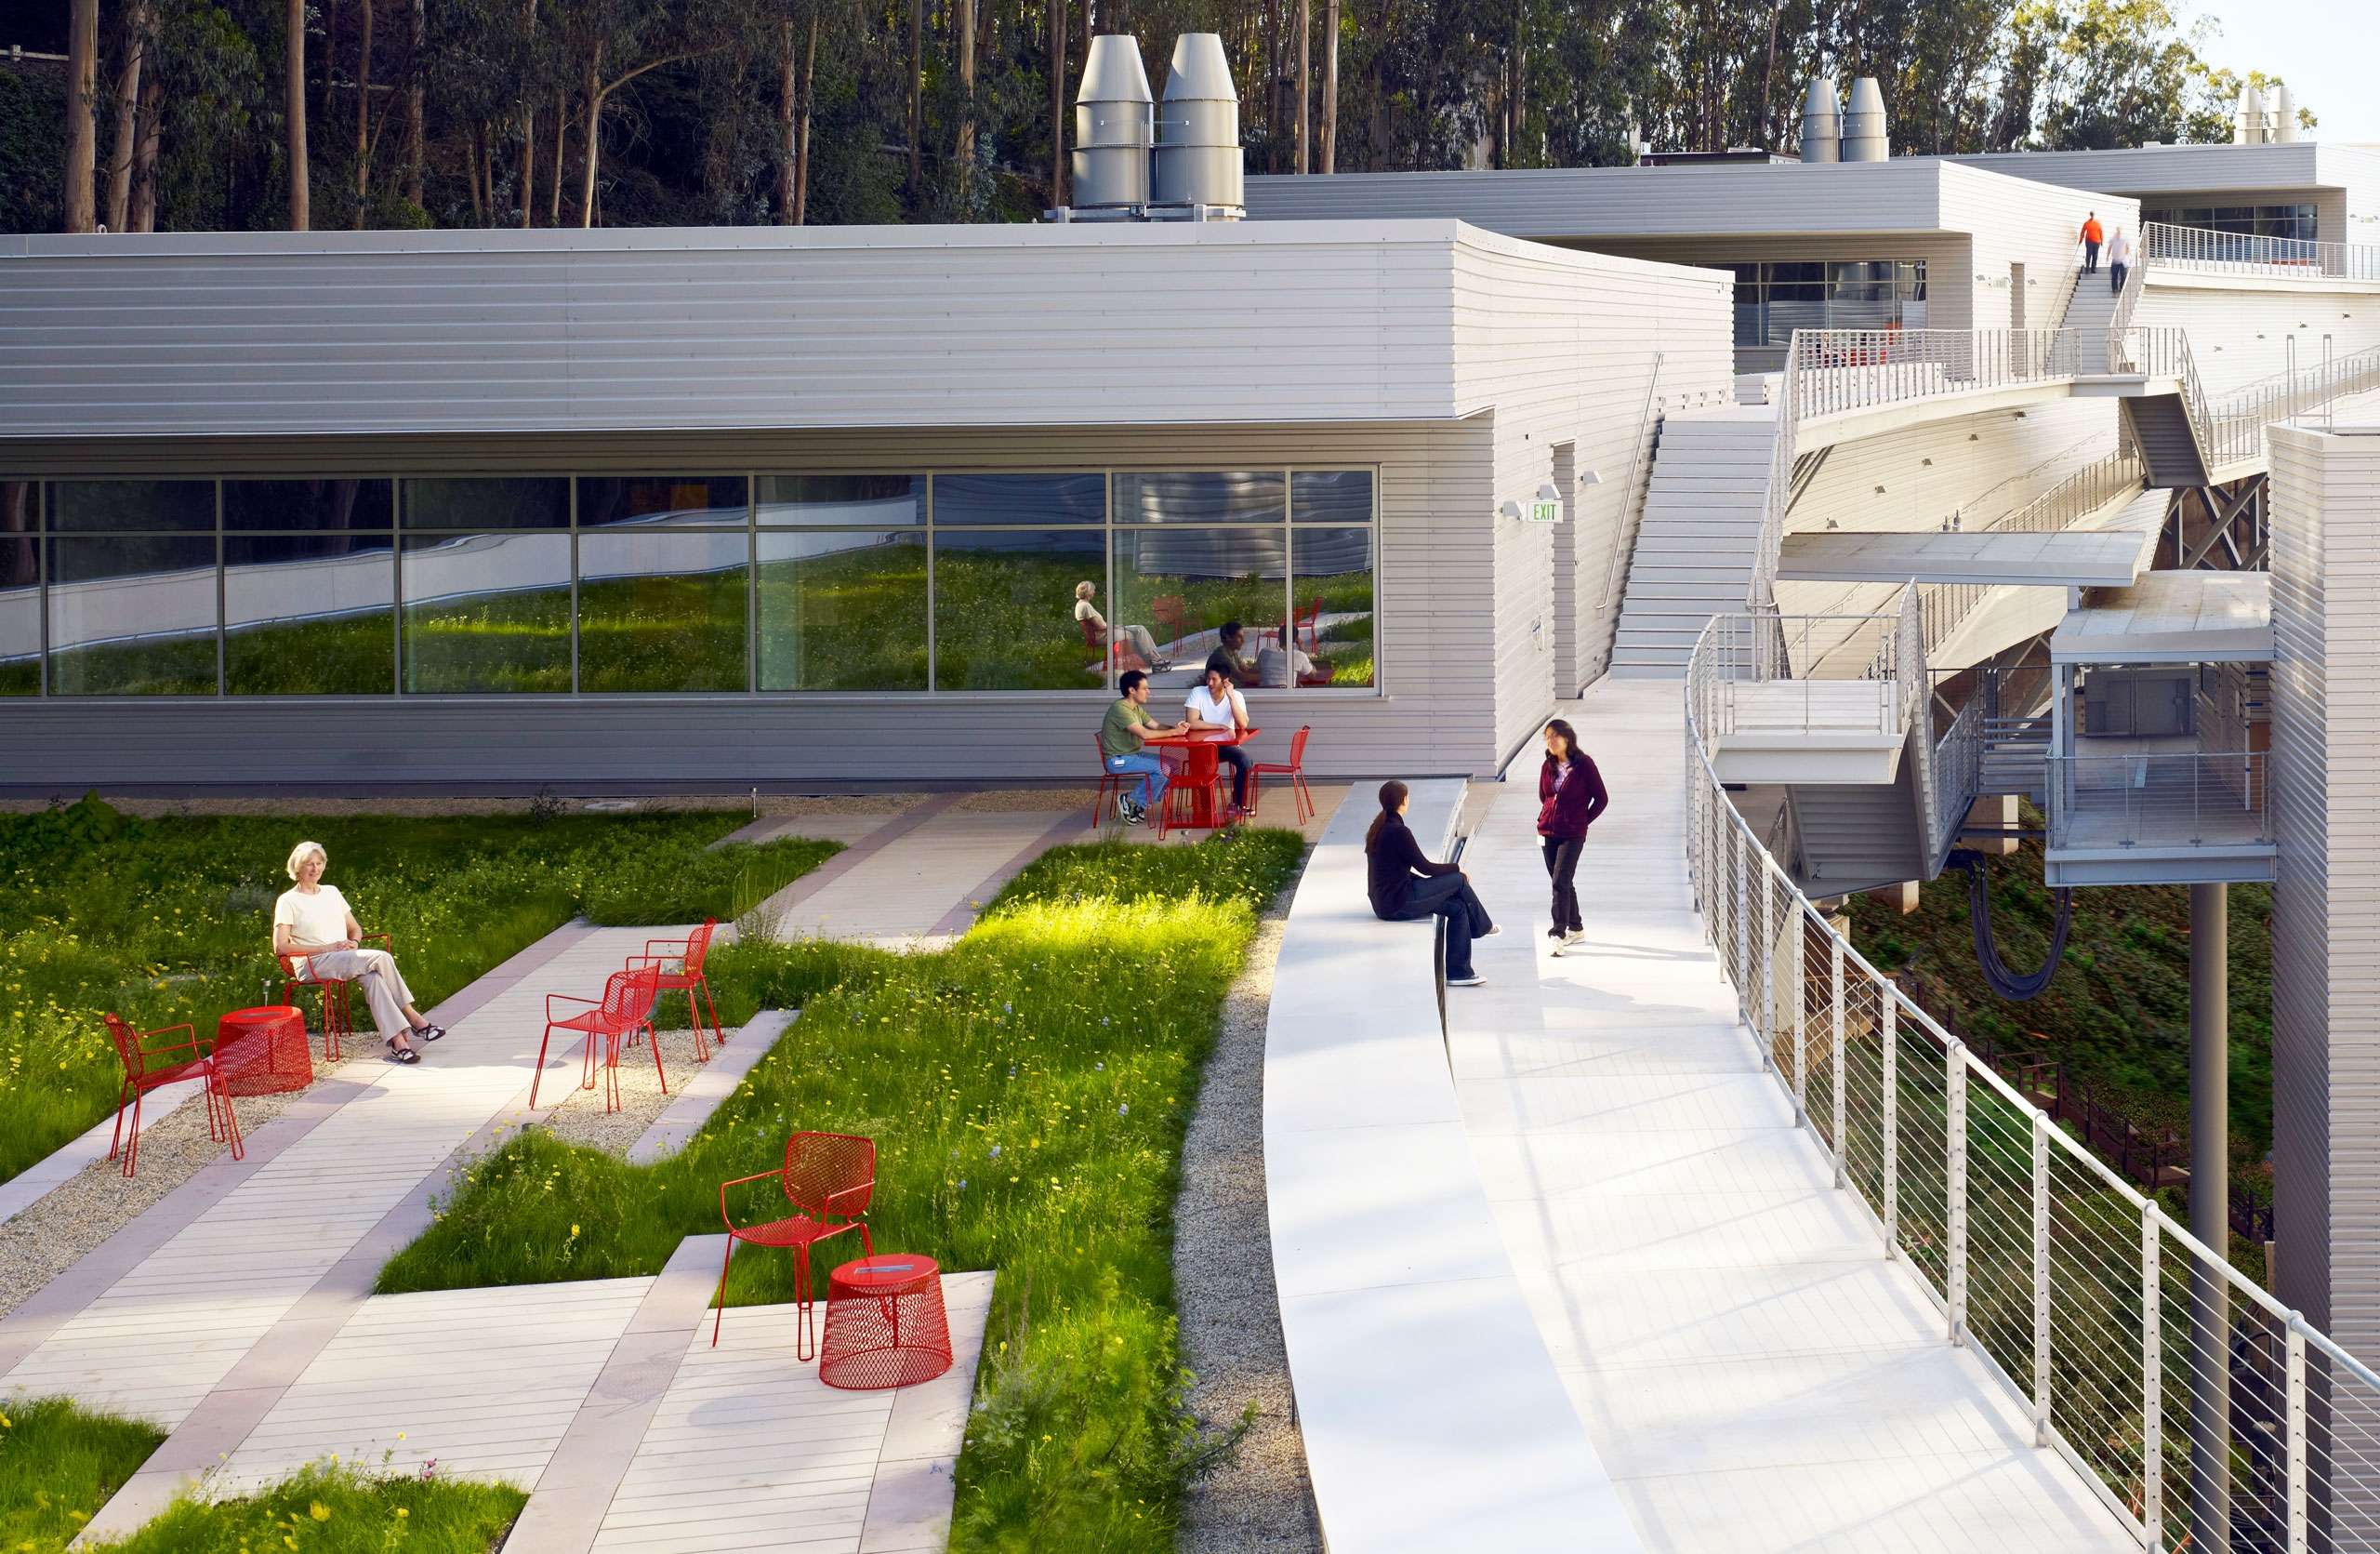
top-left (1091, 734), bottom-right (1127, 825)
top-left (625, 919), bottom-right (724, 1065)
top-left (103, 1013), bottom-right (243, 1178)
top-left (1266, 596), bottom-right (1324, 654)
top-left (277, 930), bottom-right (391, 1062)
top-left (531, 964), bottom-right (664, 1113)
top-left (1079, 616), bottom-right (1147, 676)
top-left (714, 1130), bottom-right (877, 1359)
top-left (1150, 594), bottom-right (1198, 656)
top-left (1250, 724), bottom-right (1316, 824)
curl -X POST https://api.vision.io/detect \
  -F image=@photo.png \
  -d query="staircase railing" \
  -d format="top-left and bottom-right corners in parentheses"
top-left (1686, 615), bottom-right (2380, 1554)
top-left (1925, 692), bottom-right (1985, 866)
top-left (2143, 219), bottom-right (2380, 283)
top-left (2206, 341), bottom-right (2380, 458)
top-left (1917, 447), bottom-right (2148, 657)
top-left (1596, 352), bottom-right (1666, 613)
top-left (2107, 245), bottom-right (2149, 341)
top-left (2110, 324), bottom-right (2222, 465)
top-left (1689, 596), bottom-right (1921, 746)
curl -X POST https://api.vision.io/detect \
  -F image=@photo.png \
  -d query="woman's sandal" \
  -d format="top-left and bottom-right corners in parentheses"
top-left (383, 1039), bottom-right (422, 1065)
top-left (412, 1024), bottom-right (446, 1043)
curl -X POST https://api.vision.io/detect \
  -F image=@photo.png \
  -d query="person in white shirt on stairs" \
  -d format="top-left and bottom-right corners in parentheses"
top-left (272, 840), bottom-right (445, 1064)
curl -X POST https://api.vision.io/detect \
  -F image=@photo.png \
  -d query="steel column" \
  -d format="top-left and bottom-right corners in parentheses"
top-left (2286, 1322), bottom-right (2307, 1554)
top-left (1792, 905), bottom-right (1808, 1122)
top-left (2190, 881), bottom-right (2233, 1551)
top-left (2033, 1115), bottom-right (2051, 1447)
top-left (1947, 1040), bottom-right (1967, 1342)
top-left (2144, 1206), bottom-right (2164, 1546)
top-left (1882, 996), bottom-right (1898, 1255)
top-left (1831, 937), bottom-right (1846, 1188)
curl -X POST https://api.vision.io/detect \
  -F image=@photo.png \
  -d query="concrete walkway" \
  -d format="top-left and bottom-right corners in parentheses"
top-left (1442, 680), bottom-right (2133, 1553)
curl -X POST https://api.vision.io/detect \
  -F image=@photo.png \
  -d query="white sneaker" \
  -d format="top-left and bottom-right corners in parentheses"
top-left (1116, 792), bottom-right (1136, 822)
top-left (1448, 973), bottom-right (1486, 987)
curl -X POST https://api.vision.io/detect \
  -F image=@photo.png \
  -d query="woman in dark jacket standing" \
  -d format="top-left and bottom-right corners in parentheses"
top-left (1366, 780), bottom-right (1498, 985)
top-left (1538, 719), bottom-right (1609, 954)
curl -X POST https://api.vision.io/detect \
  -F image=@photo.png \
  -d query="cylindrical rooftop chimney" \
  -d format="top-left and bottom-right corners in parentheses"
top-left (1073, 34), bottom-right (1154, 210)
top-left (1799, 78), bottom-right (1840, 163)
top-left (1841, 76), bottom-right (1889, 161)
top-left (1154, 32), bottom-right (1245, 215)
top-left (2235, 83), bottom-right (2266, 145)
top-left (2273, 84), bottom-right (2297, 142)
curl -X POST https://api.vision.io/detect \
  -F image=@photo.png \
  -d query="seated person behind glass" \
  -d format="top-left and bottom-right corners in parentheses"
top-left (1203, 621), bottom-right (1260, 686)
top-left (1183, 665), bottom-right (1254, 814)
top-left (1256, 640), bottom-right (1319, 688)
top-left (1075, 580), bottom-right (1165, 669)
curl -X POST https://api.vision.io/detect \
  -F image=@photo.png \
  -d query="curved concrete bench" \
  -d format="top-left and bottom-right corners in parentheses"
top-left (1263, 780), bottom-right (1641, 1552)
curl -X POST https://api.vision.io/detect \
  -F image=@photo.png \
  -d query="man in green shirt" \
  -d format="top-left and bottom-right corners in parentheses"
top-left (1101, 670), bottom-right (1188, 825)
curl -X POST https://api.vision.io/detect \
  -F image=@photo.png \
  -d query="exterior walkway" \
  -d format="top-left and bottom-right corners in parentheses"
top-left (1442, 679), bottom-right (2134, 1552)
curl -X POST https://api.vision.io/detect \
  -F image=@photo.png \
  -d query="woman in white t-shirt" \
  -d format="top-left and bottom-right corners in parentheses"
top-left (1072, 581), bottom-right (1165, 668)
top-left (272, 841), bottom-right (443, 1064)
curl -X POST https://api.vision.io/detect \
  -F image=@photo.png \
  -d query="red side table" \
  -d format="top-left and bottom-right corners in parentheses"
top-left (818, 1254), bottom-right (952, 1390)
top-left (215, 1005), bottom-right (313, 1097)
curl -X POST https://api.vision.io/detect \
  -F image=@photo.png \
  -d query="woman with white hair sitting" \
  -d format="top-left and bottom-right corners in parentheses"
top-left (1073, 580), bottom-right (1168, 670)
top-left (272, 841), bottom-right (444, 1064)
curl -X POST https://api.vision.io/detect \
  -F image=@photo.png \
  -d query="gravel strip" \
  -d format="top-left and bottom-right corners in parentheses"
top-left (1174, 892), bottom-right (1321, 1554)
top-left (0, 1057), bottom-right (335, 1322)
top-left (535, 1027), bottom-right (714, 1156)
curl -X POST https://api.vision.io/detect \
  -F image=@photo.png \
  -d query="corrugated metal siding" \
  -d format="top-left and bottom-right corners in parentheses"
top-left (1448, 234), bottom-right (1734, 753)
top-left (0, 222), bottom-right (1505, 437)
top-left (1943, 171), bottom-right (2138, 334)
top-left (1945, 143), bottom-right (2329, 199)
top-left (2134, 283), bottom-right (2380, 397)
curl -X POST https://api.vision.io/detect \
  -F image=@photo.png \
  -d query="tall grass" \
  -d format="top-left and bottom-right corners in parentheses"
top-left (98, 1462), bottom-right (526, 1553)
top-left (0, 798), bottom-right (839, 1184)
top-left (376, 830), bottom-right (1308, 1550)
top-left (0, 1397), bottom-right (163, 1553)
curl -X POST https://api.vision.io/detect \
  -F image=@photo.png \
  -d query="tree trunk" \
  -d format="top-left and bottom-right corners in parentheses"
top-left (1296, 0), bottom-right (1309, 172)
top-left (105, 0), bottom-right (151, 232)
top-left (285, 0), bottom-right (310, 229)
top-left (405, 0), bottom-right (425, 204)
top-left (1049, 0), bottom-right (1065, 206)
top-left (131, 73), bottom-right (164, 231)
top-left (957, 0), bottom-right (976, 199)
top-left (579, 58), bottom-right (603, 228)
top-left (1319, 0), bottom-right (1337, 172)
top-left (794, 16), bottom-right (817, 224)
top-left (321, 0), bottom-right (339, 129)
top-left (464, 127), bottom-right (483, 223)
top-left (353, 0), bottom-right (373, 224)
top-left (906, 0), bottom-right (923, 197)
top-left (550, 90), bottom-right (566, 224)
top-left (64, 0), bottom-right (99, 232)
top-left (777, 20), bottom-right (796, 221)
top-left (521, 103), bottom-right (536, 227)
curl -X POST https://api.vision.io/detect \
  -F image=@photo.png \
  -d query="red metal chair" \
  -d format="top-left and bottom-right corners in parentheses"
top-left (626, 919), bottom-right (724, 1066)
top-left (1250, 724), bottom-right (1317, 824)
top-left (277, 930), bottom-right (391, 1062)
top-left (714, 1131), bottom-right (877, 1359)
top-left (531, 964), bottom-right (664, 1113)
top-left (1079, 616), bottom-right (1147, 676)
top-left (103, 1013), bottom-right (242, 1178)
top-left (1091, 734), bottom-right (1126, 825)
top-left (1150, 594), bottom-right (1198, 656)
top-left (1266, 596), bottom-right (1324, 654)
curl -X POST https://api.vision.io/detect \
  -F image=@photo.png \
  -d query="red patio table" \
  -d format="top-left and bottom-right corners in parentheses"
top-left (214, 1005), bottom-right (313, 1097)
top-left (1140, 725), bottom-right (1259, 832)
top-left (819, 1254), bottom-right (952, 1390)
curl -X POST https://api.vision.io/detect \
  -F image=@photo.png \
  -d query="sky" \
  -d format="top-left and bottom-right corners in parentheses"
top-left (2193, 0), bottom-right (2380, 142)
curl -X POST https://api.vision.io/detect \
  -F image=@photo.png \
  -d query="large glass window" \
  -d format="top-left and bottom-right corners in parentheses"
top-left (756, 475), bottom-right (923, 527)
top-left (932, 473), bottom-right (1104, 526)
top-left (1290, 528), bottom-right (1376, 689)
top-left (0, 483), bottom-right (36, 696)
top-left (401, 532), bottom-right (572, 693)
top-left (577, 530), bottom-right (749, 693)
top-left (47, 480), bottom-right (215, 532)
top-left (403, 476), bottom-right (570, 529)
top-left (1115, 472), bottom-right (1284, 525)
top-left (223, 478), bottom-right (393, 532)
top-left (577, 475), bottom-right (747, 528)
top-left (931, 528), bottom-right (1108, 690)
top-left (1293, 470), bottom-right (1374, 525)
top-left (1112, 528), bottom-right (1287, 695)
top-left (757, 531), bottom-right (928, 691)
top-left (225, 533), bottom-right (396, 695)
top-left (1730, 259), bottom-right (1926, 347)
top-left (46, 536), bottom-right (219, 695)
top-left (2146, 204), bottom-right (2319, 244)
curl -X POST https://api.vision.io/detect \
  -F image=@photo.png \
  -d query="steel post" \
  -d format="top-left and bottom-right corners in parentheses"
top-left (1831, 937), bottom-right (1846, 1189)
top-left (2033, 1115), bottom-right (2051, 1446)
top-left (1947, 1040), bottom-right (1967, 1342)
top-left (2190, 882), bottom-right (2233, 1551)
top-left (2144, 1206), bottom-right (2164, 1546)
top-left (1882, 996), bottom-right (1898, 1255)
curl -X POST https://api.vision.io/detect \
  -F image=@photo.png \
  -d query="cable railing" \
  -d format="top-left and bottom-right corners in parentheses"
top-left (2047, 750), bottom-right (2272, 854)
top-left (1752, 329), bottom-right (2082, 606)
top-left (1925, 691), bottom-right (1984, 865)
top-left (1917, 447), bottom-right (2149, 657)
top-left (1686, 612), bottom-right (2380, 1554)
top-left (1686, 592), bottom-right (1922, 747)
top-left (2144, 219), bottom-right (2380, 284)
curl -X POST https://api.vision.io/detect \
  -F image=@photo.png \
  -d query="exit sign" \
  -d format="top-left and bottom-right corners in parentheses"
top-left (1526, 498), bottom-right (1561, 523)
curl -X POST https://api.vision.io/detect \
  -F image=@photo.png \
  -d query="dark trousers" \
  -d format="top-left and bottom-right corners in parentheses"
top-left (2084, 239), bottom-right (2100, 272)
top-left (1542, 835), bottom-right (1585, 935)
top-left (1216, 744), bottom-right (1252, 809)
top-left (1385, 872), bottom-right (1493, 978)
top-left (2109, 260), bottom-right (2128, 296)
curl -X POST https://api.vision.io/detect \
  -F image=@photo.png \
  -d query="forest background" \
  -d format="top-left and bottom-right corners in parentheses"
top-left (0, 0), bottom-right (2314, 237)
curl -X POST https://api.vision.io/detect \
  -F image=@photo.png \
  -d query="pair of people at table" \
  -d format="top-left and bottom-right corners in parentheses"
top-left (1100, 665), bottom-right (1252, 826)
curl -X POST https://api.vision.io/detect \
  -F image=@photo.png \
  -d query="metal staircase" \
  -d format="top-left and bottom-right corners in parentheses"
top-left (2121, 392), bottom-right (2214, 487)
top-left (1608, 405), bottom-right (1778, 676)
top-left (1785, 738), bottom-right (1931, 896)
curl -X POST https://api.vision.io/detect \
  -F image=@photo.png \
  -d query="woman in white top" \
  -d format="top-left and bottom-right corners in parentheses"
top-left (1183, 664), bottom-right (1254, 814)
top-left (272, 841), bottom-right (443, 1064)
top-left (1073, 581), bottom-right (1165, 668)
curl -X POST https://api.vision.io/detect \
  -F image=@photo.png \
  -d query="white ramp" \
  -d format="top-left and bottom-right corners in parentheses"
top-left (1442, 679), bottom-right (2135, 1552)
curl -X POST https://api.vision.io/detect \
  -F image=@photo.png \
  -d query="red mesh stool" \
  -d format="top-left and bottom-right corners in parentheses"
top-left (215, 1005), bottom-right (312, 1097)
top-left (819, 1254), bottom-right (951, 1390)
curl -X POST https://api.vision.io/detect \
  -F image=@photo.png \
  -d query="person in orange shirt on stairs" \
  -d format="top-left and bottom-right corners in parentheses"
top-left (2081, 212), bottom-right (2104, 273)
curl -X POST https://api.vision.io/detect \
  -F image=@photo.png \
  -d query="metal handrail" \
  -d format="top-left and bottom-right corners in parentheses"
top-left (1917, 446), bottom-right (2148, 657)
top-left (2045, 750), bottom-right (2271, 851)
top-left (1926, 692), bottom-right (1984, 864)
top-left (2143, 219), bottom-right (2380, 284)
top-left (1598, 352), bottom-right (1666, 612)
top-left (1687, 602), bottom-right (1918, 745)
top-left (1686, 614), bottom-right (2377, 1553)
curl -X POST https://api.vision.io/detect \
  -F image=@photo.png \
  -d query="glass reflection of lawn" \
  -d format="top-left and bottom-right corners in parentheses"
top-left (31, 549), bottom-right (1377, 694)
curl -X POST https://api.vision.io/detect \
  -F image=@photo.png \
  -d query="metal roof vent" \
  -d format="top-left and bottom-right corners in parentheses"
top-left (2273, 84), bottom-right (2298, 143)
top-left (1840, 76), bottom-right (1890, 161)
top-left (1072, 34), bottom-right (1155, 212)
top-left (1799, 79), bottom-right (1840, 163)
top-left (1153, 33), bottom-right (1245, 218)
top-left (2235, 83), bottom-right (2267, 144)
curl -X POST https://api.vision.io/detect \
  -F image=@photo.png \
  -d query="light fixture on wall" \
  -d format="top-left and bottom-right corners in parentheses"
top-left (1498, 498), bottom-right (1523, 518)
top-left (1922, 457), bottom-right (1934, 466)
